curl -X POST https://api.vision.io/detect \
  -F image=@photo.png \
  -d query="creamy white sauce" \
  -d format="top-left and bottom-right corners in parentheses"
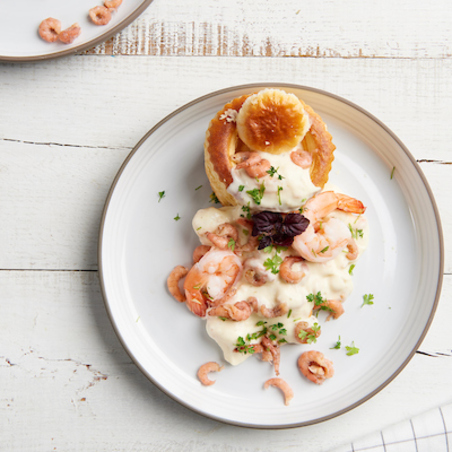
top-left (192, 202), bottom-right (368, 366)
top-left (227, 150), bottom-right (320, 211)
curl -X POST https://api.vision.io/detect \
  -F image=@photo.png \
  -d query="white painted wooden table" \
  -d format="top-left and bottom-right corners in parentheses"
top-left (1, 1), bottom-right (451, 450)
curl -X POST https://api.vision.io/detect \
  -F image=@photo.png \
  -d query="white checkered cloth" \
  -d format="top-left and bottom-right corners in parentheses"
top-left (330, 402), bottom-right (452, 452)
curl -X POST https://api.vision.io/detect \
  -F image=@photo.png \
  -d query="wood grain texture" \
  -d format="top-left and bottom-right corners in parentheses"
top-left (0, 270), bottom-right (451, 451)
top-left (82, 0), bottom-right (452, 57)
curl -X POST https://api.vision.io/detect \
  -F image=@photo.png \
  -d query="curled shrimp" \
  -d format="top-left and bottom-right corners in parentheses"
top-left (89, 6), bottom-right (112, 25)
top-left (206, 223), bottom-right (239, 251)
top-left (260, 302), bottom-right (289, 319)
top-left (279, 256), bottom-right (307, 284)
top-left (236, 218), bottom-right (259, 252)
top-left (264, 378), bottom-right (294, 406)
top-left (38, 18), bottom-right (61, 43)
top-left (167, 265), bottom-right (188, 303)
top-left (262, 336), bottom-right (281, 375)
top-left (312, 298), bottom-right (344, 321)
top-left (298, 351), bottom-right (334, 385)
top-left (244, 266), bottom-right (268, 286)
top-left (192, 245), bottom-right (211, 263)
top-left (209, 300), bottom-right (252, 321)
top-left (183, 248), bottom-right (242, 317)
top-left (290, 148), bottom-right (312, 169)
top-left (197, 362), bottom-right (224, 386)
top-left (104, 0), bottom-right (122, 8)
top-left (233, 152), bottom-right (271, 179)
top-left (292, 191), bottom-right (366, 263)
top-left (346, 237), bottom-right (359, 260)
top-left (58, 23), bottom-right (81, 44)
top-left (294, 321), bottom-right (321, 344)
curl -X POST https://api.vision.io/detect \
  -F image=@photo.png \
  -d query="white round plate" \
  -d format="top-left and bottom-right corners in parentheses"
top-left (99, 84), bottom-right (443, 428)
top-left (0, 0), bottom-right (153, 62)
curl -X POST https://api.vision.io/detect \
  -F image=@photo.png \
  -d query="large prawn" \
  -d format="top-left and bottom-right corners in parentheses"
top-left (183, 248), bottom-right (242, 317)
top-left (292, 191), bottom-right (366, 263)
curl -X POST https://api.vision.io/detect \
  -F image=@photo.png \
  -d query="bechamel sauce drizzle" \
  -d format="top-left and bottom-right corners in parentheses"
top-left (227, 150), bottom-right (320, 212)
top-left (192, 198), bottom-right (368, 366)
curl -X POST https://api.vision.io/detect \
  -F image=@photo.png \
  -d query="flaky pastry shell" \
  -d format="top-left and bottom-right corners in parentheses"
top-left (204, 90), bottom-right (336, 206)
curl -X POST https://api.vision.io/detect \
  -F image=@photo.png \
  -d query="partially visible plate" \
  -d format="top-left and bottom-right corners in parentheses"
top-left (0, 0), bottom-right (153, 62)
top-left (98, 84), bottom-right (443, 428)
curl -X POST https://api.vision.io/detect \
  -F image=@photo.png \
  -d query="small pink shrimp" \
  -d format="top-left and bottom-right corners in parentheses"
top-left (244, 266), bottom-right (268, 286)
top-left (197, 362), bottom-right (224, 386)
top-left (89, 6), bottom-right (112, 25)
top-left (167, 265), bottom-right (188, 303)
top-left (298, 351), bottom-right (334, 385)
top-left (260, 302), bottom-right (289, 319)
top-left (264, 378), bottom-right (294, 406)
top-left (346, 237), bottom-right (359, 260)
top-left (38, 18), bottom-right (61, 43)
top-left (294, 321), bottom-right (321, 344)
top-left (290, 148), bottom-right (312, 169)
top-left (58, 23), bottom-right (81, 44)
top-left (192, 245), bottom-right (211, 263)
top-left (292, 191), bottom-right (366, 263)
top-left (183, 248), bottom-right (242, 317)
top-left (233, 152), bottom-right (271, 179)
top-left (279, 256), bottom-right (307, 284)
top-left (312, 299), bottom-right (344, 321)
top-left (208, 300), bottom-right (253, 321)
top-left (206, 223), bottom-right (239, 251)
top-left (262, 336), bottom-right (281, 375)
top-left (104, 0), bottom-right (123, 8)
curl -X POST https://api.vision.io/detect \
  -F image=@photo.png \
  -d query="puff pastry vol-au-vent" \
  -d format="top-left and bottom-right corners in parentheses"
top-left (204, 88), bottom-right (336, 211)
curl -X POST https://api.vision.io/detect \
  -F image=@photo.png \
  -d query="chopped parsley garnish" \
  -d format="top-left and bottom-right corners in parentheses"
top-left (266, 166), bottom-right (285, 180)
top-left (174, 213), bottom-right (181, 221)
top-left (320, 245), bottom-right (329, 254)
top-left (219, 316), bottom-right (227, 321)
top-left (235, 321), bottom-right (287, 353)
top-left (390, 166), bottom-right (396, 179)
top-left (227, 238), bottom-right (236, 252)
top-left (195, 185), bottom-right (203, 191)
top-left (287, 309), bottom-right (292, 318)
top-left (209, 192), bottom-right (220, 204)
top-left (330, 335), bottom-right (341, 349)
top-left (158, 191), bottom-right (165, 202)
top-left (345, 341), bottom-right (359, 356)
top-left (263, 253), bottom-right (283, 274)
top-left (241, 203), bottom-right (252, 219)
top-left (298, 323), bottom-right (321, 344)
top-left (306, 291), bottom-right (332, 312)
top-left (361, 293), bottom-right (374, 307)
top-left (348, 224), bottom-right (364, 240)
top-left (246, 182), bottom-right (266, 205)
top-left (348, 264), bottom-right (355, 275)
top-left (277, 186), bottom-right (283, 205)
top-left (238, 185), bottom-right (245, 192)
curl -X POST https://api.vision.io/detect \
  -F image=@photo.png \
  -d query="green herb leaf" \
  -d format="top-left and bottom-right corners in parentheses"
top-left (287, 309), bottom-right (292, 318)
top-left (263, 254), bottom-right (283, 274)
top-left (345, 341), bottom-right (359, 356)
top-left (174, 213), bottom-right (181, 221)
top-left (228, 238), bottom-right (236, 252)
top-left (348, 264), bottom-right (355, 275)
top-left (158, 191), bottom-right (165, 202)
top-left (195, 185), bottom-right (203, 191)
top-left (238, 185), bottom-right (245, 192)
top-left (277, 186), bottom-right (283, 205)
top-left (210, 192), bottom-right (220, 204)
top-left (330, 335), bottom-right (341, 349)
top-left (348, 223), bottom-right (364, 240)
top-left (361, 293), bottom-right (374, 307)
top-left (246, 182), bottom-right (266, 205)
top-left (390, 166), bottom-right (396, 180)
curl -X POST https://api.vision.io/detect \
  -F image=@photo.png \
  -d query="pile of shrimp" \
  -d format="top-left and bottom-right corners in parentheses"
top-left (38, 0), bottom-right (123, 44)
top-left (167, 190), bottom-right (366, 405)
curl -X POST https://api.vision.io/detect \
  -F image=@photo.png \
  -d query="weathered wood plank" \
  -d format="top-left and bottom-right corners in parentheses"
top-left (81, 0), bottom-right (452, 58)
top-left (0, 270), bottom-right (450, 451)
